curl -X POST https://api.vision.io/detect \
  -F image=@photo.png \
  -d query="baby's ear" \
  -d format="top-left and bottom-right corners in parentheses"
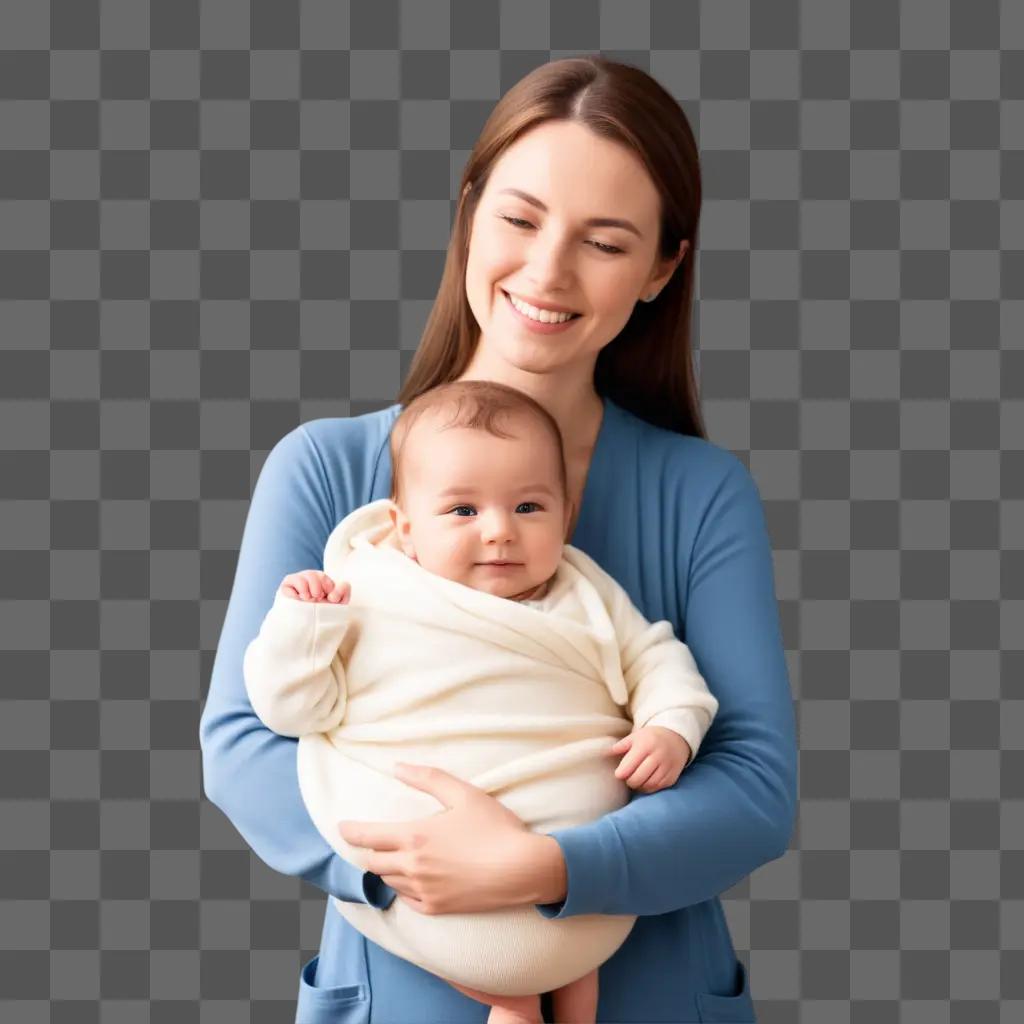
top-left (387, 500), bottom-right (417, 557)
top-left (385, 500), bottom-right (403, 536)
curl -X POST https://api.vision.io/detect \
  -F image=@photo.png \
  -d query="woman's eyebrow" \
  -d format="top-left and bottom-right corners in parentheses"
top-left (496, 188), bottom-right (643, 239)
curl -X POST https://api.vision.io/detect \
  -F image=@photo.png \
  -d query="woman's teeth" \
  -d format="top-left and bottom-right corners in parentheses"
top-left (505, 292), bottom-right (579, 324)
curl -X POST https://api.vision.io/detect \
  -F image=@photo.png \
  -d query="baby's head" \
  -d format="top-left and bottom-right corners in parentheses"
top-left (387, 381), bottom-right (572, 600)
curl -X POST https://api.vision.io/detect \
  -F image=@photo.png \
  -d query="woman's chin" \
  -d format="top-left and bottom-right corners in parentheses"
top-left (495, 334), bottom-right (575, 374)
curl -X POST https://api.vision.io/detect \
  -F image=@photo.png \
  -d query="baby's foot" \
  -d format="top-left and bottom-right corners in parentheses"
top-left (551, 968), bottom-right (599, 1022)
top-left (444, 979), bottom-right (542, 1023)
top-left (485, 1001), bottom-right (543, 1024)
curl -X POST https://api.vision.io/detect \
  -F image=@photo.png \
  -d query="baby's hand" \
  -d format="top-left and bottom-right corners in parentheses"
top-left (606, 726), bottom-right (692, 794)
top-left (279, 570), bottom-right (351, 604)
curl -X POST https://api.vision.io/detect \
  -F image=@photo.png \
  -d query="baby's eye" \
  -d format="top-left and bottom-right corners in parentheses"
top-left (516, 502), bottom-right (542, 513)
top-left (449, 505), bottom-right (476, 516)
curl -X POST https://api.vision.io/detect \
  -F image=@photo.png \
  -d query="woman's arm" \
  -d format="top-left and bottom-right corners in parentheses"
top-left (199, 424), bottom-right (396, 910)
top-left (535, 459), bottom-right (798, 919)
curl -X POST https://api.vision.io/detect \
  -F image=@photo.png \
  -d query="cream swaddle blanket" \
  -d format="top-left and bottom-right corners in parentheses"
top-left (243, 498), bottom-right (719, 994)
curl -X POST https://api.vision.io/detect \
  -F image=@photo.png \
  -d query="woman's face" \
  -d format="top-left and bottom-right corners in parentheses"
top-left (463, 119), bottom-right (687, 380)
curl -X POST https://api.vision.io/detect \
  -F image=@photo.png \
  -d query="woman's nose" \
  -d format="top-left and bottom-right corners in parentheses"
top-left (527, 233), bottom-right (573, 288)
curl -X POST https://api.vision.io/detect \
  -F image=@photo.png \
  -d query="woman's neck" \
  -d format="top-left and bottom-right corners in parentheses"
top-left (455, 358), bottom-right (603, 457)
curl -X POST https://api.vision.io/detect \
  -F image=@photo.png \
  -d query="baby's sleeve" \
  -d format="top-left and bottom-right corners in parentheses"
top-left (243, 589), bottom-right (351, 737)
top-left (607, 583), bottom-right (720, 765)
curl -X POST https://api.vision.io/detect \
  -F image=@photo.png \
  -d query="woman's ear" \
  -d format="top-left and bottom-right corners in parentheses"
top-left (644, 238), bottom-right (690, 299)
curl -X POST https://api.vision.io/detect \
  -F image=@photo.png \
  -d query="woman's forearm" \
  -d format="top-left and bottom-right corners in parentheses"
top-left (526, 834), bottom-right (568, 905)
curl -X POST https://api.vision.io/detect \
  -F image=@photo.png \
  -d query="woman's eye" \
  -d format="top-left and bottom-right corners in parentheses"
top-left (499, 215), bottom-right (623, 255)
top-left (589, 240), bottom-right (624, 255)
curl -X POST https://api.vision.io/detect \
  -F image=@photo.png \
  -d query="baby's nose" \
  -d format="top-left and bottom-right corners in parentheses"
top-left (481, 512), bottom-right (515, 540)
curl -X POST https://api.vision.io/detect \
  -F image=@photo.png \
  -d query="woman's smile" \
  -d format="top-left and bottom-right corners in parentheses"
top-left (501, 289), bottom-right (582, 334)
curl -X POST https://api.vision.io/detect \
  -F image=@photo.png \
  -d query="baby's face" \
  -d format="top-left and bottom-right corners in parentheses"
top-left (391, 415), bottom-right (571, 600)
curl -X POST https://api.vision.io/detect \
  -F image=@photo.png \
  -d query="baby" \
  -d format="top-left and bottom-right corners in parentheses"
top-left (243, 380), bottom-right (719, 1024)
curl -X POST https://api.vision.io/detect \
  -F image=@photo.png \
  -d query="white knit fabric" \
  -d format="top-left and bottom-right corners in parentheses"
top-left (243, 499), bottom-right (718, 994)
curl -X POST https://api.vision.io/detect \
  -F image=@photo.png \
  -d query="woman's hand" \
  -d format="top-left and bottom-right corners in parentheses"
top-left (337, 763), bottom-right (558, 915)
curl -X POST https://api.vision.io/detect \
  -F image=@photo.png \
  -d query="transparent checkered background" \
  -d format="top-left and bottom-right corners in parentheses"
top-left (1, 1), bottom-right (1022, 1021)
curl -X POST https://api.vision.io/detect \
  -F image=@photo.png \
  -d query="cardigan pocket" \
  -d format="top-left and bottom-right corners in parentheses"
top-left (295, 954), bottom-right (370, 1024)
top-left (695, 958), bottom-right (756, 1022)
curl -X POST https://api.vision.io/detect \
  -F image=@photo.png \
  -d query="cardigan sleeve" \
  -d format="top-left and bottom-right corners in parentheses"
top-left (536, 458), bottom-right (798, 919)
top-left (199, 424), bottom-right (397, 910)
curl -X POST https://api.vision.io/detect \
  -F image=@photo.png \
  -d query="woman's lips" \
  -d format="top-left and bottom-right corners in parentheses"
top-left (502, 290), bottom-right (581, 334)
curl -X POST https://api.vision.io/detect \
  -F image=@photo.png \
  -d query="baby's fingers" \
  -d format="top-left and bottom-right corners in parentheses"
top-left (280, 572), bottom-right (320, 600)
top-left (619, 753), bottom-right (660, 790)
top-left (607, 735), bottom-right (632, 755)
top-left (280, 578), bottom-right (310, 600)
top-left (613, 753), bottom-right (642, 780)
top-left (306, 572), bottom-right (340, 600)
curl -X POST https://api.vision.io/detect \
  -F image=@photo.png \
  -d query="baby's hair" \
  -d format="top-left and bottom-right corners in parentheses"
top-left (389, 380), bottom-right (569, 508)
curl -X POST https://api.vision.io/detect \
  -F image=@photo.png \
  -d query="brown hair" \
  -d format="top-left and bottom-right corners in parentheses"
top-left (389, 379), bottom-right (569, 508)
top-left (395, 55), bottom-right (706, 440)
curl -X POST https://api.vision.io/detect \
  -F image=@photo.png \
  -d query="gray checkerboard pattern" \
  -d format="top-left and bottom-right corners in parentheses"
top-left (1, 0), bottom-right (1021, 1021)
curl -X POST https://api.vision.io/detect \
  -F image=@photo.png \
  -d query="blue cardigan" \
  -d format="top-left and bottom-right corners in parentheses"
top-left (199, 395), bottom-right (798, 1023)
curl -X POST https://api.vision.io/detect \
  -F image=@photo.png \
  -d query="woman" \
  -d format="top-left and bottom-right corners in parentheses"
top-left (200, 56), bottom-right (798, 1023)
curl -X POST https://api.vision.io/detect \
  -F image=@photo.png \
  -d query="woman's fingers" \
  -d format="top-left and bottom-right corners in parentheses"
top-left (378, 872), bottom-right (430, 911)
top-left (361, 850), bottom-right (407, 878)
top-left (378, 872), bottom-right (412, 896)
top-left (398, 892), bottom-right (431, 913)
top-left (337, 820), bottom-right (404, 852)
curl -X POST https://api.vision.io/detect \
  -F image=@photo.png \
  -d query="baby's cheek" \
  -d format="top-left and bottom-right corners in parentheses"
top-left (541, 537), bottom-right (565, 568)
